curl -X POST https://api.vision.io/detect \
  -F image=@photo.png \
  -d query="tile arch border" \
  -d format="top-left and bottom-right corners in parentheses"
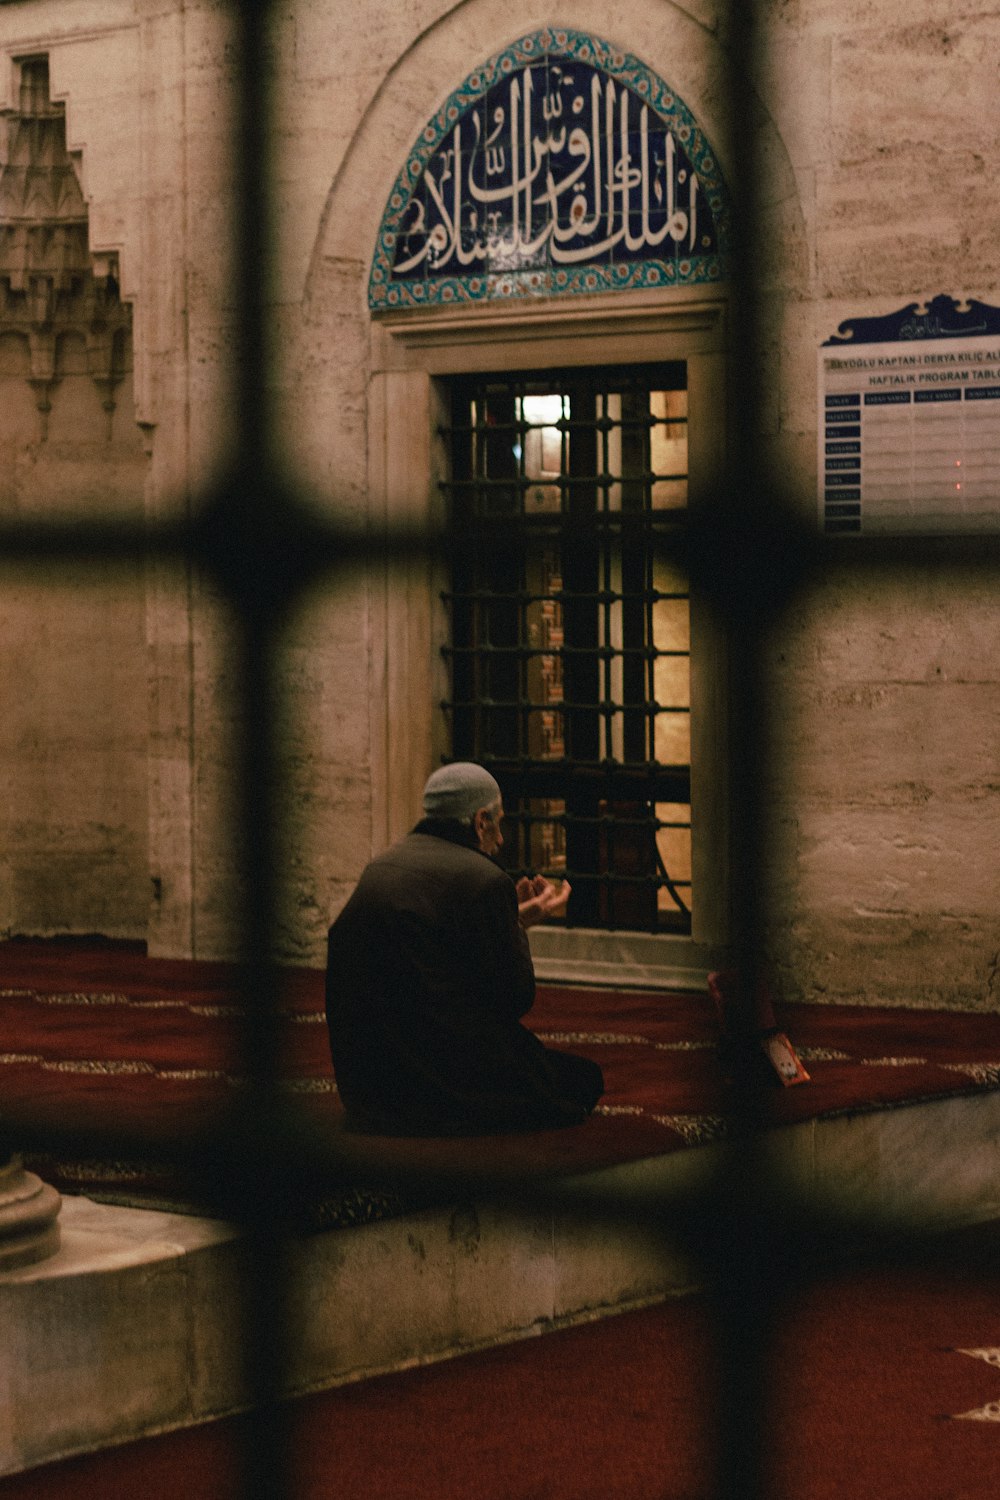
top-left (367, 27), bottom-right (733, 312)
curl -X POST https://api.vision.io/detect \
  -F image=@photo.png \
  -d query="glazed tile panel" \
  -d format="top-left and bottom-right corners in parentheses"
top-left (369, 29), bottom-right (731, 309)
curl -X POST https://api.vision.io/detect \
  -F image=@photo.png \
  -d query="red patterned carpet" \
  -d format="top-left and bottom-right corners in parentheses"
top-left (2, 939), bottom-right (1000, 1215)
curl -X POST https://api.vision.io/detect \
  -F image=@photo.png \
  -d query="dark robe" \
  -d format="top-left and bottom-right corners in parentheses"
top-left (325, 820), bottom-right (603, 1135)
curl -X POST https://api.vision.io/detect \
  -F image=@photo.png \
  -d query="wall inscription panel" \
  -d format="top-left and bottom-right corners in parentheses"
top-left (819, 296), bottom-right (1000, 535)
top-left (369, 30), bottom-right (730, 309)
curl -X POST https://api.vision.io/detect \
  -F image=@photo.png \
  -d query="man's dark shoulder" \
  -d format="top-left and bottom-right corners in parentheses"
top-left (371, 830), bottom-right (506, 894)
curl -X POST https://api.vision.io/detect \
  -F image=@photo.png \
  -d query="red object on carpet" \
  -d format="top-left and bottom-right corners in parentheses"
top-left (2, 939), bottom-right (1000, 1212)
top-left (3, 1219), bottom-right (1000, 1500)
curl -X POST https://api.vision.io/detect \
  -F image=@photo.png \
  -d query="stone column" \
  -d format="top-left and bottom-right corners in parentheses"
top-left (0, 1154), bottom-right (62, 1272)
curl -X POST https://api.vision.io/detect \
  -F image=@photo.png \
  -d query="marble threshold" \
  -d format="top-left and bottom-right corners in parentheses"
top-left (527, 927), bottom-right (719, 991)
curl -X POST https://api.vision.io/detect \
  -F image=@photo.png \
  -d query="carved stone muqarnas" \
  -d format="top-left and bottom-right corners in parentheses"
top-left (0, 57), bottom-right (132, 441)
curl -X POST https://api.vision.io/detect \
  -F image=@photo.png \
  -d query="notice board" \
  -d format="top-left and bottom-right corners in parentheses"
top-left (819, 296), bottom-right (1000, 534)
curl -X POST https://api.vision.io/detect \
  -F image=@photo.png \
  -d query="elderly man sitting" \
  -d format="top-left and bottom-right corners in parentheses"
top-left (325, 762), bottom-right (604, 1135)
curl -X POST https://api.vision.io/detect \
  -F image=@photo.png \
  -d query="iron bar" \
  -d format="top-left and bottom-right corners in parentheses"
top-left (443, 697), bottom-right (688, 715)
top-left (440, 470), bottom-right (689, 487)
top-left (442, 588), bottom-right (689, 604)
top-left (443, 643), bottom-right (689, 659)
top-left (440, 415), bottom-right (689, 435)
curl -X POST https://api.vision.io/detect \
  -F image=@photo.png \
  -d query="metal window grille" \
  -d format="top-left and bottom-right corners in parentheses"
top-left (3, 4), bottom-right (999, 1500)
top-left (441, 365), bottom-right (692, 931)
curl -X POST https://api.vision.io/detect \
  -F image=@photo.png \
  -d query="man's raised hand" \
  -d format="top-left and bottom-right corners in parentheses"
top-left (517, 875), bottom-right (571, 929)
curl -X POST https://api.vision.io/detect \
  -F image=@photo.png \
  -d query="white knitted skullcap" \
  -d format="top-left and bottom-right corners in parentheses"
top-left (422, 762), bottom-right (501, 822)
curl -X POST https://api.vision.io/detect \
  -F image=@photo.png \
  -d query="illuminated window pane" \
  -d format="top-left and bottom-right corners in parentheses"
top-left (444, 365), bottom-right (691, 932)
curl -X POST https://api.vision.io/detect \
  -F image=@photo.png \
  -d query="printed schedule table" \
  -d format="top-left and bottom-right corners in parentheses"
top-left (819, 333), bottom-right (1000, 534)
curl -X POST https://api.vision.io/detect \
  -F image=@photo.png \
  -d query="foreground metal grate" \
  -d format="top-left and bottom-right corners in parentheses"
top-left (2, 3), bottom-right (999, 1499)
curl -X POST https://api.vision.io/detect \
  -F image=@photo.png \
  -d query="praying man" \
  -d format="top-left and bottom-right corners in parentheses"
top-left (325, 762), bottom-right (604, 1135)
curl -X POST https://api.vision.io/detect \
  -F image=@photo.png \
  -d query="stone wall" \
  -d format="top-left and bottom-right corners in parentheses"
top-left (759, 3), bottom-right (1000, 1005)
top-left (765, 568), bottom-right (1000, 1009)
top-left (0, 0), bottom-right (997, 1003)
top-left (0, 44), bottom-right (149, 940)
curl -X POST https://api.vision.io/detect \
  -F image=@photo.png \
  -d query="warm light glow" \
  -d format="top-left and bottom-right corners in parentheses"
top-left (521, 394), bottom-right (564, 426)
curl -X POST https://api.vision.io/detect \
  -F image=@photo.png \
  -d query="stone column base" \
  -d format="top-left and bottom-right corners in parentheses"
top-left (0, 1156), bottom-right (62, 1272)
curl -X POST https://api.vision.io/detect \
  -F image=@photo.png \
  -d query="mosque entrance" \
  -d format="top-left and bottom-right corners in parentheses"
top-left (441, 363), bottom-right (692, 933)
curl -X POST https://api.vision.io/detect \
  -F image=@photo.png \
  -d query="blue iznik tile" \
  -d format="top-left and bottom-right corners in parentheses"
top-left (369, 29), bottom-right (731, 310)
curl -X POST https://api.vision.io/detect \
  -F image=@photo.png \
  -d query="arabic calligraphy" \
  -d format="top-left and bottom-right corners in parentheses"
top-left (390, 58), bottom-right (717, 283)
top-left (899, 314), bottom-right (988, 340)
top-left (826, 295), bottom-right (1000, 348)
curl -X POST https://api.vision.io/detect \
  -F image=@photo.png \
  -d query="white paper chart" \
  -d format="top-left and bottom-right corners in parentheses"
top-left (819, 300), bottom-right (1000, 534)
